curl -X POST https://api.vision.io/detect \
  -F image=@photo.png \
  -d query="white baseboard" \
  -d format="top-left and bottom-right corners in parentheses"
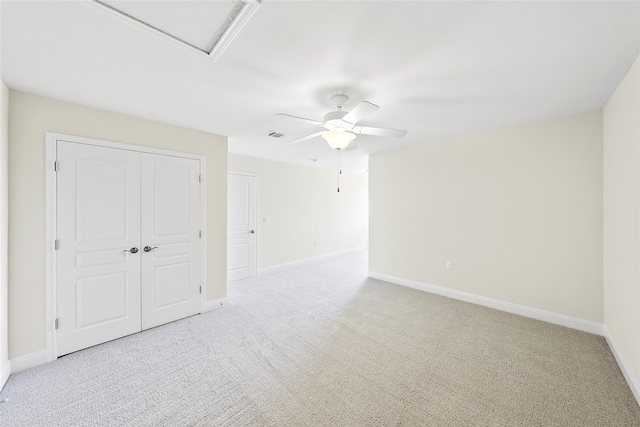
top-left (204, 297), bottom-right (229, 312)
top-left (10, 349), bottom-right (48, 373)
top-left (603, 325), bottom-right (640, 406)
top-left (259, 246), bottom-right (368, 276)
top-left (0, 360), bottom-right (10, 391)
top-left (368, 272), bottom-right (604, 336)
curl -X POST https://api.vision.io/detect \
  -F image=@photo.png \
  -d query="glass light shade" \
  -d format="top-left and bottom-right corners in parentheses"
top-left (322, 130), bottom-right (356, 150)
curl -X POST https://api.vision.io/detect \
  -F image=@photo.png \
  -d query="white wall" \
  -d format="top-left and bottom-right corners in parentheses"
top-left (0, 81), bottom-right (9, 389)
top-left (603, 56), bottom-right (640, 388)
top-left (8, 91), bottom-right (228, 360)
top-left (228, 154), bottom-right (368, 270)
top-left (370, 111), bottom-right (603, 322)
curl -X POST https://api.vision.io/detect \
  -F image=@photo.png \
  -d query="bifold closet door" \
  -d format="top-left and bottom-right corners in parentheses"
top-left (140, 154), bottom-right (201, 330)
top-left (56, 142), bottom-right (142, 357)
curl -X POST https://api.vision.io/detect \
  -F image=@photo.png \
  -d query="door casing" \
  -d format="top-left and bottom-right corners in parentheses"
top-left (45, 132), bottom-right (207, 362)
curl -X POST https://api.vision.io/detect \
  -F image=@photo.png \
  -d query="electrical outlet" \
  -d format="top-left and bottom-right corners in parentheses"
top-left (446, 261), bottom-right (453, 270)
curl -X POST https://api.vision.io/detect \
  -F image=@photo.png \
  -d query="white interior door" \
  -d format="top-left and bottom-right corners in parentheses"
top-left (227, 172), bottom-right (257, 281)
top-left (56, 141), bottom-right (142, 356)
top-left (55, 139), bottom-right (203, 356)
top-left (141, 154), bottom-right (201, 329)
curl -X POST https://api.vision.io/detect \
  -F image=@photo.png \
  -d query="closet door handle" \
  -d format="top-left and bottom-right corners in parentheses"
top-left (123, 247), bottom-right (139, 254)
top-left (143, 246), bottom-right (158, 252)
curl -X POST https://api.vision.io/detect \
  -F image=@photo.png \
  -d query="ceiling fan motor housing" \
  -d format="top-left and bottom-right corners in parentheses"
top-left (323, 110), bottom-right (352, 130)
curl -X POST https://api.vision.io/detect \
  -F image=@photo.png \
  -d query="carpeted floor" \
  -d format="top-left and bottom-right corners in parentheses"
top-left (1, 250), bottom-right (639, 426)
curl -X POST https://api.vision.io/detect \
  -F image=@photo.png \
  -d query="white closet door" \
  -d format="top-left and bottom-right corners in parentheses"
top-left (56, 142), bottom-right (142, 357)
top-left (140, 154), bottom-right (201, 329)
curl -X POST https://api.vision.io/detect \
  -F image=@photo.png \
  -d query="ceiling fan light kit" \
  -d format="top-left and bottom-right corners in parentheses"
top-left (322, 130), bottom-right (356, 150)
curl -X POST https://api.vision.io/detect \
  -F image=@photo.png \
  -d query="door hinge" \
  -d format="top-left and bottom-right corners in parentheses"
top-left (199, 230), bottom-right (202, 238)
top-left (199, 175), bottom-right (202, 183)
top-left (54, 239), bottom-right (59, 250)
top-left (54, 318), bottom-right (59, 330)
top-left (54, 161), bottom-right (59, 172)
top-left (199, 286), bottom-right (202, 294)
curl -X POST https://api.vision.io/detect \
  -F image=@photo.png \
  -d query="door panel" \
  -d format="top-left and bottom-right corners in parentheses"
top-left (74, 156), bottom-right (128, 242)
top-left (227, 173), bottom-right (257, 281)
top-left (152, 262), bottom-right (191, 308)
top-left (228, 243), bottom-right (249, 271)
top-left (56, 141), bottom-right (142, 357)
top-left (141, 154), bottom-right (201, 329)
top-left (75, 272), bottom-right (128, 328)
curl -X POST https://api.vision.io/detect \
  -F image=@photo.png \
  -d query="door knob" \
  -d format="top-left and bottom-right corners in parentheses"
top-left (143, 246), bottom-right (158, 252)
top-left (123, 247), bottom-right (139, 254)
top-left (249, 230), bottom-right (255, 234)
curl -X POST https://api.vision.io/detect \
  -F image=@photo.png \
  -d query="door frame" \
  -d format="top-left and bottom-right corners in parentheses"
top-left (227, 171), bottom-right (258, 280)
top-left (45, 132), bottom-right (207, 362)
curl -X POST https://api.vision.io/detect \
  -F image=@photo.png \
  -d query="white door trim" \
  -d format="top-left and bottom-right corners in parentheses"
top-left (228, 170), bottom-right (258, 280)
top-left (45, 132), bottom-right (207, 363)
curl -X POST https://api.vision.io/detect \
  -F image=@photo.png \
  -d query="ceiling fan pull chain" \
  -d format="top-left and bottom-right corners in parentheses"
top-left (337, 149), bottom-right (341, 192)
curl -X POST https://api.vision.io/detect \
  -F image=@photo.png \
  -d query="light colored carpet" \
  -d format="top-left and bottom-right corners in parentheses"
top-left (1, 250), bottom-right (638, 426)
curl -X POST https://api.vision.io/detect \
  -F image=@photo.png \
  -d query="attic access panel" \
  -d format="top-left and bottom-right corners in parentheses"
top-left (94, 0), bottom-right (260, 59)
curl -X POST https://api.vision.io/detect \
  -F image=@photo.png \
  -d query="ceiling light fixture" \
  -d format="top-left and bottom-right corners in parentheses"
top-left (321, 130), bottom-right (356, 193)
top-left (322, 130), bottom-right (356, 150)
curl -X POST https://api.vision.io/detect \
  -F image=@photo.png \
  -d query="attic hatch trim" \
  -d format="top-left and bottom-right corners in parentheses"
top-left (86, 0), bottom-right (261, 62)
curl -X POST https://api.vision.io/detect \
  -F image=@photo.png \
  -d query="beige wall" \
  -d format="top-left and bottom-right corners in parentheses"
top-left (8, 91), bottom-right (228, 359)
top-left (0, 81), bottom-right (9, 384)
top-left (370, 110), bottom-right (603, 322)
top-left (228, 154), bottom-right (368, 269)
top-left (603, 56), bottom-right (640, 383)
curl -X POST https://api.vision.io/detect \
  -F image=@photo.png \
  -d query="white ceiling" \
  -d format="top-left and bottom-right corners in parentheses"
top-left (2, 1), bottom-right (639, 173)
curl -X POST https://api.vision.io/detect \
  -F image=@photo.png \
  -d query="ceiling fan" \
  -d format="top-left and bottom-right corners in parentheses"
top-left (277, 94), bottom-right (407, 151)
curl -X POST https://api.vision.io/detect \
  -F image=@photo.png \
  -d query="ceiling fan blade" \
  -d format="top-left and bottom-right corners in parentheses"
top-left (342, 101), bottom-right (379, 124)
top-left (289, 131), bottom-right (325, 144)
top-left (276, 113), bottom-right (324, 126)
top-left (353, 126), bottom-right (407, 138)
